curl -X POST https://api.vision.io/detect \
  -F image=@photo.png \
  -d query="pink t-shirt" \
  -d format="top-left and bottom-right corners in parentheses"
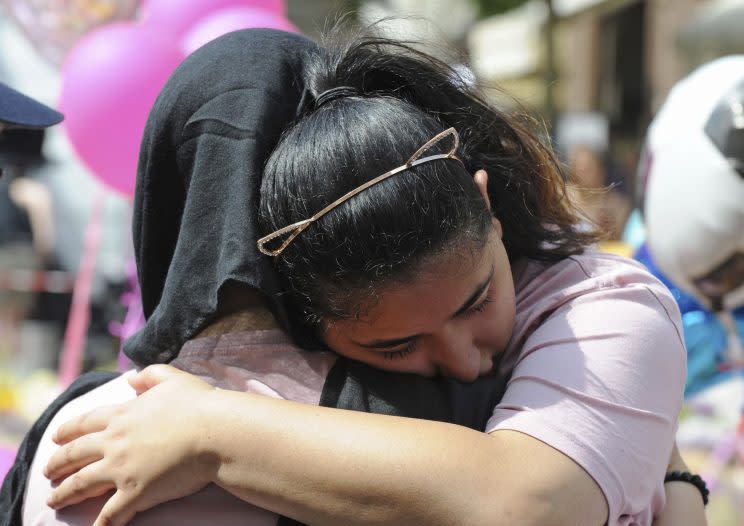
top-left (488, 252), bottom-right (686, 525)
top-left (23, 251), bottom-right (686, 526)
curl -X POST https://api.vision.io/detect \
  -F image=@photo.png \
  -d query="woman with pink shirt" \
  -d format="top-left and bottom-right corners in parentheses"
top-left (34, 28), bottom-right (706, 526)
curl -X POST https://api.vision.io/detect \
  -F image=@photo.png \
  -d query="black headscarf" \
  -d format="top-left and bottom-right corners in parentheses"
top-left (2, 32), bottom-right (319, 523)
top-left (124, 28), bottom-right (315, 365)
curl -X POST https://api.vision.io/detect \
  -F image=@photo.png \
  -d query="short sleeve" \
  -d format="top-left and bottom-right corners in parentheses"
top-left (485, 284), bottom-right (687, 525)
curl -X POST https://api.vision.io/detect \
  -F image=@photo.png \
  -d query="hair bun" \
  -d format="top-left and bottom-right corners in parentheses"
top-left (314, 86), bottom-right (360, 109)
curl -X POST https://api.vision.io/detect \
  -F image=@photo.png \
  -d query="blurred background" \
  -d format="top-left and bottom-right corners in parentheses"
top-left (1, 0), bottom-right (743, 522)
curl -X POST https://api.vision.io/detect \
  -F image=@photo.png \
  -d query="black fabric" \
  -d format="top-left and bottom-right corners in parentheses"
top-left (124, 29), bottom-right (317, 366)
top-left (320, 358), bottom-right (508, 429)
top-left (0, 371), bottom-right (119, 526)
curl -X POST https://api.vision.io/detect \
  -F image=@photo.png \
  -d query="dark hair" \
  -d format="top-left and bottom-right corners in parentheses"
top-left (259, 28), bottom-right (596, 341)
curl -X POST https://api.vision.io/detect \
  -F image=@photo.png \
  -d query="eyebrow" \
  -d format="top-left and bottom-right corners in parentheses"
top-left (353, 265), bottom-right (495, 350)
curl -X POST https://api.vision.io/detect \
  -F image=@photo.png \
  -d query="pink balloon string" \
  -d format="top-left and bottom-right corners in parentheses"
top-left (58, 189), bottom-right (107, 388)
top-left (0, 445), bottom-right (17, 485)
top-left (109, 257), bottom-right (144, 371)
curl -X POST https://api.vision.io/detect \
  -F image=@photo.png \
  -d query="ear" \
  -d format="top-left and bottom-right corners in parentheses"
top-left (474, 169), bottom-right (491, 210)
top-left (474, 169), bottom-right (503, 238)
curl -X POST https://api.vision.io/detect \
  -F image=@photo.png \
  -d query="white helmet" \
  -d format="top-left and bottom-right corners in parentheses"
top-left (643, 56), bottom-right (744, 312)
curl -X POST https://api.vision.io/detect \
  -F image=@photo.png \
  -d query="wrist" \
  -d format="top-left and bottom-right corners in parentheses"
top-left (197, 389), bottom-right (272, 488)
top-left (194, 387), bottom-right (232, 479)
top-left (664, 471), bottom-right (709, 507)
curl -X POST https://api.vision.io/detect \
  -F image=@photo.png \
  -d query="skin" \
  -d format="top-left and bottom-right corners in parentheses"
top-left (655, 445), bottom-right (708, 526)
top-left (42, 170), bottom-right (704, 525)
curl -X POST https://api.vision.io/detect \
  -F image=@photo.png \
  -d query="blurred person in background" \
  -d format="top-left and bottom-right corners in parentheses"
top-left (0, 81), bottom-right (62, 257)
top-left (0, 82), bottom-right (71, 374)
top-left (641, 56), bottom-right (744, 366)
top-left (0, 78), bottom-right (64, 506)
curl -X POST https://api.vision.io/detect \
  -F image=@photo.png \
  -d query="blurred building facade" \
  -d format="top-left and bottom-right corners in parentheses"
top-left (470, 0), bottom-right (744, 137)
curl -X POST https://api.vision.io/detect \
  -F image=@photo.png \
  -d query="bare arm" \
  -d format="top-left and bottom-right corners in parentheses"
top-left (47, 365), bottom-right (606, 526)
top-left (651, 444), bottom-right (708, 526)
top-left (201, 386), bottom-right (607, 526)
top-left (198, 390), bottom-right (704, 526)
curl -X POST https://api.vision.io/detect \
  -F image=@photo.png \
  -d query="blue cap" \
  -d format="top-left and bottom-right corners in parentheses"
top-left (0, 82), bottom-right (63, 129)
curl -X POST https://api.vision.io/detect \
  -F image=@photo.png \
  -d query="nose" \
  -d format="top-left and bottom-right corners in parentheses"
top-left (429, 327), bottom-right (481, 382)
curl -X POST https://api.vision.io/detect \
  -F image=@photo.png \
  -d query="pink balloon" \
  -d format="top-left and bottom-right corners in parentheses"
top-left (142, 0), bottom-right (287, 38)
top-left (182, 6), bottom-right (298, 55)
top-left (60, 23), bottom-right (184, 197)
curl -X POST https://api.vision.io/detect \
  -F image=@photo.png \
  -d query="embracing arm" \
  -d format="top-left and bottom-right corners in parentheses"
top-left (47, 366), bottom-right (605, 526)
top-left (199, 283), bottom-right (686, 526)
top-left (166, 379), bottom-right (706, 526)
top-left (195, 385), bottom-right (606, 526)
top-left (47, 366), bottom-right (704, 526)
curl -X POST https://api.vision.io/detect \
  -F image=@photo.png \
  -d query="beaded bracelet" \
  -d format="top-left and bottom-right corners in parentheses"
top-left (664, 471), bottom-right (709, 506)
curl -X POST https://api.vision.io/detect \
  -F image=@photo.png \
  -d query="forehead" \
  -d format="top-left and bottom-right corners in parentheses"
top-left (335, 235), bottom-right (497, 331)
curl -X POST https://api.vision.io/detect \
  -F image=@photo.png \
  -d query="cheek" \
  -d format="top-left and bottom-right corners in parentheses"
top-left (479, 288), bottom-right (516, 351)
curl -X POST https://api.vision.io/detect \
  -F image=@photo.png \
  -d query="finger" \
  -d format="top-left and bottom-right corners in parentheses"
top-left (45, 432), bottom-right (104, 481)
top-left (53, 405), bottom-right (123, 445)
top-left (128, 364), bottom-right (186, 394)
top-left (46, 462), bottom-right (114, 510)
top-left (92, 490), bottom-right (139, 526)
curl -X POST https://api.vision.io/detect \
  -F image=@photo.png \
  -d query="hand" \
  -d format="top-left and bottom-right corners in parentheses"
top-left (44, 365), bottom-right (219, 526)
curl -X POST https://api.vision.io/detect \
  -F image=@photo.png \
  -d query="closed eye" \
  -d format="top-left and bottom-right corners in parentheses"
top-left (383, 339), bottom-right (419, 360)
top-left (459, 292), bottom-right (494, 319)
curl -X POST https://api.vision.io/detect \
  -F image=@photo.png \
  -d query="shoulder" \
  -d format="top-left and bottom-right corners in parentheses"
top-left (515, 250), bottom-right (673, 300)
top-left (504, 251), bottom-right (687, 401)
top-left (505, 251), bottom-right (687, 417)
top-left (511, 251), bottom-right (683, 348)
